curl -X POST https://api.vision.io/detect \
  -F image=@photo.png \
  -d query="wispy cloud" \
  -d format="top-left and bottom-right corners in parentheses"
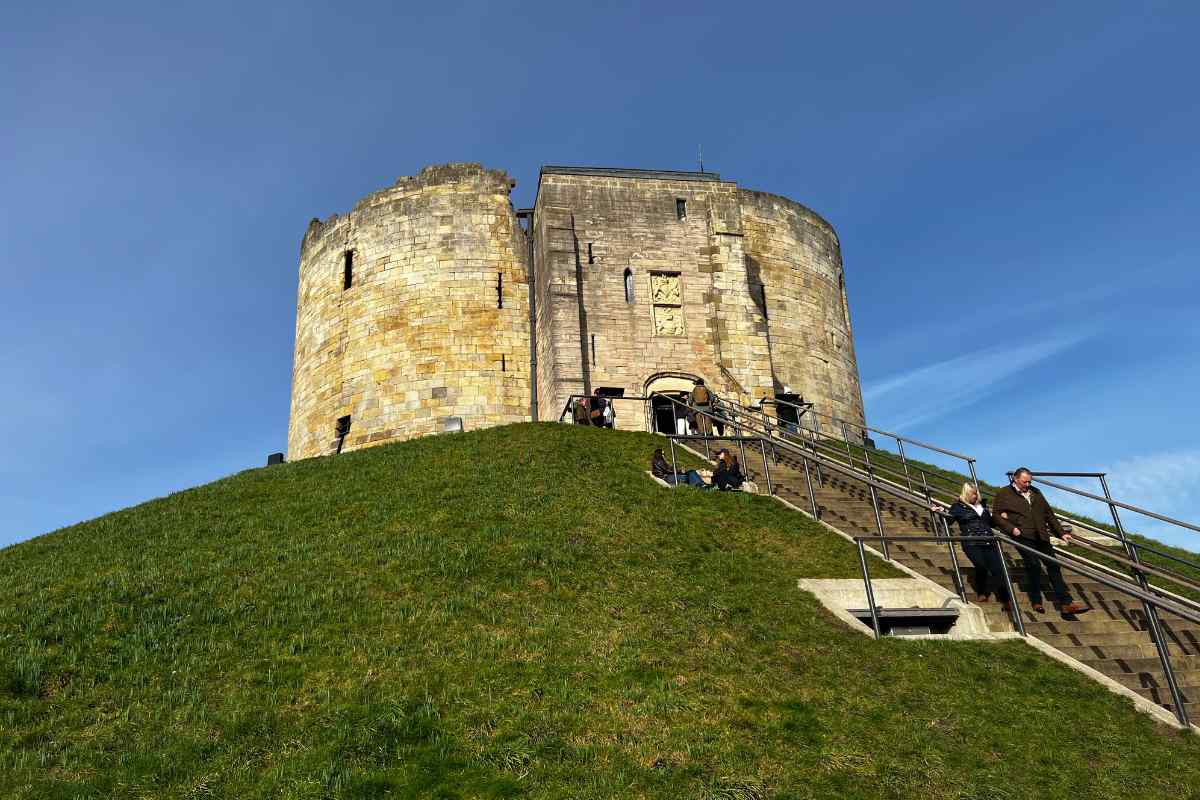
top-left (1037, 450), bottom-right (1200, 552)
top-left (864, 326), bottom-right (1096, 430)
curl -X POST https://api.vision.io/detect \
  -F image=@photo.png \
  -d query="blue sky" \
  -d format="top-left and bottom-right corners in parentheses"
top-left (2, 1), bottom-right (1198, 549)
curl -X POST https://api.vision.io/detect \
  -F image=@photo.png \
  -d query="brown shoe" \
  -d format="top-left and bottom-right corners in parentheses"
top-left (1059, 602), bottom-right (1088, 615)
top-left (1031, 603), bottom-right (1046, 613)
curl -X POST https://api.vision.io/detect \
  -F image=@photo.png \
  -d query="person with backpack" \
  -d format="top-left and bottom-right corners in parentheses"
top-left (691, 379), bottom-right (713, 435)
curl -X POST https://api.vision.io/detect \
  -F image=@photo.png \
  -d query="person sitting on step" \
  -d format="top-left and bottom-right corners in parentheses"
top-left (650, 448), bottom-right (709, 489)
top-left (712, 449), bottom-right (745, 491)
top-left (933, 482), bottom-right (1013, 612)
top-left (992, 467), bottom-right (1088, 615)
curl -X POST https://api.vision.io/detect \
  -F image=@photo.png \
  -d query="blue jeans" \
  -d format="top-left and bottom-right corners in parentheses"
top-left (667, 470), bottom-right (707, 488)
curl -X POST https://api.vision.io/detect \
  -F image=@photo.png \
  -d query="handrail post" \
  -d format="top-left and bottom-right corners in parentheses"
top-left (737, 438), bottom-right (749, 475)
top-left (940, 514), bottom-right (968, 603)
top-left (859, 443), bottom-right (890, 559)
top-left (1100, 474), bottom-right (1190, 726)
top-left (802, 454), bottom-right (820, 518)
top-left (994, 536), bottom-right (1026, 636)
top-left (967, 459), bottom-right (982, 499)
top-left (840, 420), bottom-right (855, 470)
top-left (669, 396), bottom-right (679, 437)
top-left (668, 437), bottom-right (679, 485)
top-left (895, 438), bottom-right (914, 492)
top-left (759, 438), bottom-right (775, 495)
top-left (857, 540), bottom-right (883, 639)
top-left (921, 472), bottom-right (937, 534)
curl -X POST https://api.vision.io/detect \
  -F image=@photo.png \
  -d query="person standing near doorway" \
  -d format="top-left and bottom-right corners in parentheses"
top-left (691, 379), bottom-right (713, 435)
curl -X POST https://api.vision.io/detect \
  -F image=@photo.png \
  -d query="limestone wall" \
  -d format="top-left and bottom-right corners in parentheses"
top-left (739, 189), bottom-right (865, 430)
top-left (287, 163), bottom-right (531, 459)
top-left (531, 170), bottom-right (775, 425)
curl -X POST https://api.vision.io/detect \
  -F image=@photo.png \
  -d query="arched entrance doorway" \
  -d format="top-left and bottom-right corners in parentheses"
top-left (644, 372), bottom-right (703, 434)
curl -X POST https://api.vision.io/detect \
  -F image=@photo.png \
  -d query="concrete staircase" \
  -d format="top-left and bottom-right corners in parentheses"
top-left (711, 440), bottom-right (1200, 723)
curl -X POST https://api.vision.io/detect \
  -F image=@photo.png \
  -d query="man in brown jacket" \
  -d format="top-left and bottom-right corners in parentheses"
top-left (992, 467), bottom-right (1088, 614)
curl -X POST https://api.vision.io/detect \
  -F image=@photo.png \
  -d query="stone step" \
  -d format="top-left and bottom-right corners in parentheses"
top-left (1038, 630), bottom-right (1196, 653)
top-left (1070, 652), bottom-right (1200, 676)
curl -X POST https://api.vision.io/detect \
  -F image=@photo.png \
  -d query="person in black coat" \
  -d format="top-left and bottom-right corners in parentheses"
top-left (935, 482), bottom-right (1012, 609)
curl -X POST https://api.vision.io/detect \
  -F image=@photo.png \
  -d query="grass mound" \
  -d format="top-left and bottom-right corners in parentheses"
top-left (2, 423), bottom-right (1198, 799)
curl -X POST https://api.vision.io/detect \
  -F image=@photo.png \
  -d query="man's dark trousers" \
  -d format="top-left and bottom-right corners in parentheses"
top-left (1023, 538), bottom-right (1073, 605)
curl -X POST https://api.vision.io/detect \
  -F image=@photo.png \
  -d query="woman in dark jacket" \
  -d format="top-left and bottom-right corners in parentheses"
top-left (712, 449), bottom-right (745, 491)
top-left (937, 483), bottom-right (1012, 608)
top-left (650, 448), bottom-right (708, 488)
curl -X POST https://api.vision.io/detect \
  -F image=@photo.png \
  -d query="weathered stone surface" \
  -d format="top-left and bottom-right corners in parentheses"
top-left (287, 163), bottom-right (866, 459)
top-left (287, 163), bottom-right (531, 460)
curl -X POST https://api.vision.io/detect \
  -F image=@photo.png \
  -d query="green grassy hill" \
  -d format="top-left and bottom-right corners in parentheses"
top-left (2, 423), bottom-right (1198, 799)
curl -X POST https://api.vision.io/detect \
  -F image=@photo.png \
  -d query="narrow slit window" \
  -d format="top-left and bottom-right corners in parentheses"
top-left (587, 242), bottom-right (594, 264)
top-left (501, 353), bottom-right (506, 372)
top-left (335, 415), bottom-right (351, 454)
top-left (590, 334), bottom-right (596, 366)
top-left (675, 198), bottom-right (686, 220)
top-left (342, 251), bottom-right (354, 290)
top-left (623, 268), bottom-right (634, 304)
top-left (497, 272), bottom-right (503, 308)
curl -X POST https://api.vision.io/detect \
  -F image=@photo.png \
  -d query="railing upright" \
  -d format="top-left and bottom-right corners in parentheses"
top-left (939, 514), bottom-right (968, 603)
top-left (668, 437), bottom-right (679, 483)
top-left (896, 439), bottom-right (914, 492)
top-left (856, 540), bottom-right (883, 639)
top-left (759, 439), bottom-right (775, 495)
top-left (1100, 474), bottom-right (1190, 726)
top-left (840, 420), bottom-right (856, 470)
top-left (860, 437), bottom-right (890, 560)
top-left (802, 454), bottom-right (820, 518)
top-left (994, 537), bottom-right (1026, 636)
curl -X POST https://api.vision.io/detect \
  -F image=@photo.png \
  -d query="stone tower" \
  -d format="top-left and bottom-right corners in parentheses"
top-left (288, 164), bottom-right (531, 460)
top-left (287, 163), bottom-right (864, 460)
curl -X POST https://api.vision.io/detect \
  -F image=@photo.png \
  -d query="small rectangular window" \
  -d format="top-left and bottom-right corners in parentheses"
top-left (497, 272), bottom-right (503, 308)
top-left (675, 198), bottom-right (686, 220)
top-left (342, 251), bottom-right (354, 290)
top-left (590, 334), bottom-right (596, 365)
top-left (587, 242), bottom-right (594, 264)
top-left (501, 353), bottom-right (506, 372)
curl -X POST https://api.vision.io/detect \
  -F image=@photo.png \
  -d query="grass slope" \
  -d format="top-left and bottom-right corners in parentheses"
top-left (2, 423), bottom-right (1199, 799)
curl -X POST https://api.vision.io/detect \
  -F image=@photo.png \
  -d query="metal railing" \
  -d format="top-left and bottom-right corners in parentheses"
top-left (557, 388), bottom-right (1200, 726)
top-left (854, 532), bottom-right (1198, 726)
top-left (557, 388), bottom-right (1200, 724)
top-left (718, 396), bottom-right (1200, 602)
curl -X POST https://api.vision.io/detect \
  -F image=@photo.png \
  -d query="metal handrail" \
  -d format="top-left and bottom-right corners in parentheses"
top-left (558, 388), bottom-right (1198, 724)
top-left (854, 532), bottom-right (1196, 726)
top-left (1028, 473), bottom-right (1200, 535)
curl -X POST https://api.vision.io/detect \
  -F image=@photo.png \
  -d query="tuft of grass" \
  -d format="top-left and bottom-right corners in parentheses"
top-left (1, 422), bottom-right (1198, 798)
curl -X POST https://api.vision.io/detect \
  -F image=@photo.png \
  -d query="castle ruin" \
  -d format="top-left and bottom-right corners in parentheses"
top-left (287, 163), bottom-right (864, 459)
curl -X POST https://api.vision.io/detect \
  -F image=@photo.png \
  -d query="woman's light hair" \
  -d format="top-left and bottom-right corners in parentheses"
top-left (959, 482), bottom-right (979, 504)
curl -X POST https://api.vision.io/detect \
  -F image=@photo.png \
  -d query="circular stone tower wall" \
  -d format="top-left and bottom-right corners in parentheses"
top-left (287, 163), bottom-right (531, 460)
top-left (739, 189), bottom-right (865, 431)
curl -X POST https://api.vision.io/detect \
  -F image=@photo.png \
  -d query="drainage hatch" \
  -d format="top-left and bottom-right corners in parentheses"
top-left (847, 607), bottom-right (960, 636)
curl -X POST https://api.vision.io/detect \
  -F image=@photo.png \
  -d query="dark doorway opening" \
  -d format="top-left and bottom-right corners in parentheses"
top-left (651, 392), bottom-right (690, 434)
